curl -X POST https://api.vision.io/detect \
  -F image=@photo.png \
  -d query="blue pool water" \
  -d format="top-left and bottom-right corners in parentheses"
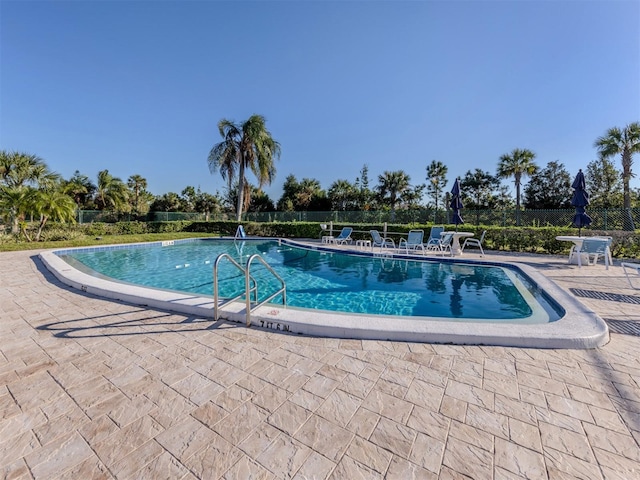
top-left (58, 239), bottom-right (561, 323)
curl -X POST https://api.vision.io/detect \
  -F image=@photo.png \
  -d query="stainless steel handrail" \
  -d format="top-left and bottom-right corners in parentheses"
top-left (245, 254), bottom-right (286, 327)
top-left (213, 253), bottom-right (257, 321)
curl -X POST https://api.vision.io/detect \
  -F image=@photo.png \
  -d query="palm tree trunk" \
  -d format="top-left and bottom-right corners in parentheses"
top-left (622, 152), bottom-right (632, 210)
top-left (515, 177), bottom-right (521, 227)
top-left (622, 153), bottom-right (635, 230)
top-left (20, 222), bottom-right (32, 242)
top-left (134, 186), bottom-right (140, 215)
top-left (10, 206), bottom-right (19, 234)
top-left (35, 216), bottom-right (48, 242)
top-left (236, 162), bottom-right (246, 222)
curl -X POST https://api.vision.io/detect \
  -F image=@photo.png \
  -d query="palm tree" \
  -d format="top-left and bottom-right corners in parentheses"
top-left (0, 186), bottom-right (33, 235)
top-left (376, 170), bottom-right (411, 218)
top-left (594, 122), bottom-right (640, 213)
top-left (63, 171), bottom-right (96, 208)
top-left (208, 115), bottom-right (281, 221)
top-left (497, 148), bottom-right (538, 225)
top-left (127, 174), bottom-right (148, 214)
top-left (0, 151), bottom-right (49, 187)
top-left (328, 179), bottom-right (357, 211)
top-left (295, 178), bottom-right (323, 210)
top-left (0, 151), bottom-right (58, 233)
top-left (95, 170), bottom-right (129, 212)
top-left (32, 189), bottom-right (77, 241)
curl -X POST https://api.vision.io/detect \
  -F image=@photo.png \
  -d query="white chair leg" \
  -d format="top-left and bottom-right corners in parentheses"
top-left (622, 263), bottom-right (640, 289)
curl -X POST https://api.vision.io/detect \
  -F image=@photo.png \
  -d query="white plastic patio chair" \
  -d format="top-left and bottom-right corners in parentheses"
top-left (622, 263), bottom-right (640, 289)
top-left (570, 238), bottom-right (611, 269)
top-left (461, 230), bottom-right (486, 256)
top-left (399, 230), bottom-right (425, 254)
top-left (370, 230), bottom-right (395, 250)
top-left (425, 226), bottom-right (445, 251)
top-left (430, 232), bottom-right (453, 256)
top-left (329, 227), bottom-right (353, 245)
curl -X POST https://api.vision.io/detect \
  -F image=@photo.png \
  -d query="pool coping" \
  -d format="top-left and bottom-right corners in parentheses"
top-left (39, 238), bottom-right (609, 349)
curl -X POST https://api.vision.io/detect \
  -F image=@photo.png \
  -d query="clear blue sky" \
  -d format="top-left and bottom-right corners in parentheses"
top-left (2, 0), bottom-right (639, 201)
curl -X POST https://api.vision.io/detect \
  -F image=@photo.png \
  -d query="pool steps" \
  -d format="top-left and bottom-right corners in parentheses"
top-left (213, 253), bottom-right (286, 327)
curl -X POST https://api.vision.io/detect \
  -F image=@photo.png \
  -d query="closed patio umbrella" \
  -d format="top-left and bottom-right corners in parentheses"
top-left (450, 178), bottom-right (464, 231)
top-left (571, 169), bottom-right (592, 236)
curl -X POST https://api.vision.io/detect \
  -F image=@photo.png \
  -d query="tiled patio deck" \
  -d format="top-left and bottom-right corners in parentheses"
top-left (1, 247), bottom-right (639, 479)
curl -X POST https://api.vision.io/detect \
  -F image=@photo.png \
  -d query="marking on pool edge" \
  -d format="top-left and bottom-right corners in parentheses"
top-left (260, 320), bottom-right (290, 332)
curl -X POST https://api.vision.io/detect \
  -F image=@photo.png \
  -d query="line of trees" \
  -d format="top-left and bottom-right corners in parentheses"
top-left (206, 117), bottom-right (640, 217)
top-left (0, 152), bottom-right (223, 239)
top-left (52, 168), bottom-right (221, 219)
top-left (0, 151), bottom-right (76, 239)
top-left (2, 121), bottom-right (639, 238)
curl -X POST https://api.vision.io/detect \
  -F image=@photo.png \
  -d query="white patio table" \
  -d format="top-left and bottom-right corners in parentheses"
top-left (442, 231), bottom-right (474, 256)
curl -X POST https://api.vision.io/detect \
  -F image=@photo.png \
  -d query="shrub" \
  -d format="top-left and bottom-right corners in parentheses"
top-left (6, 217), bottom-right (638, 258)
top-left (40, 228), bottom-right (86, 242)
top-left (0, 233), bottom-right (17, 244)
top-left (149, 221), bottom-right (192, 233)
top-left (114, 221), bottom-right (147, 235)
top-left (83, 223), bottom-right (111, 236)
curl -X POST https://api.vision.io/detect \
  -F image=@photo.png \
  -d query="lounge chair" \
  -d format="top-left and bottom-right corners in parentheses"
top-left (329, 227), bottom-right (353, 245)
top-left (461, 230), bottom-right (486, 256)
top-left (370, 230), bottom-right (395, 250)
top-left (425, 226), bottom-right (445, 251)
top-left (429, 232), bottom-right (453, 256)
top-left (399, 230), bottom-right (425, 254)
top-left (622, 262), bottom-right (640, 289)
top-left (570, 238), bottom-right (611, 269)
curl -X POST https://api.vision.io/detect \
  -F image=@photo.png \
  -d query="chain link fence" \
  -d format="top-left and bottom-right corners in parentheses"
top-left (77, 208), bottom-right (639, 230)
top-left (77, 210), bottom-right (230, 223)
top-left (243, 208), bottom-right (639, 231)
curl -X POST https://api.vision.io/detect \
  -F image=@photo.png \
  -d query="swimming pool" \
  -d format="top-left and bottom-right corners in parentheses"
top-left (40, 238), bottom-right (609, 348)
top-left (56, 238), bottom-right (558, 323)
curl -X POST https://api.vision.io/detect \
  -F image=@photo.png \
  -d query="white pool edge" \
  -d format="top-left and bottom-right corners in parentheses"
top-left (39, 241), bottom-right (609, 349)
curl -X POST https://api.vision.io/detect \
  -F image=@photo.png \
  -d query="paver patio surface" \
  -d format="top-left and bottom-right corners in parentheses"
top-left (1, 247), bottom-right (639, 479)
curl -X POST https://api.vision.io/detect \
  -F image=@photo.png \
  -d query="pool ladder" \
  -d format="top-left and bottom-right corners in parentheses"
top-left (213, 253), bottom-right (286, 327)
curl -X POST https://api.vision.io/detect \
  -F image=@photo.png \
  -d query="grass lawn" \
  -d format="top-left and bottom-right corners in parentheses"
top-left (0, 232), bottom-right (221, 252)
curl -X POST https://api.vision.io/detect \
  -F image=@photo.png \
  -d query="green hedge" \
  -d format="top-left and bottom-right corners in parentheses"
top-left (23, 220), bottom-right (640, 258)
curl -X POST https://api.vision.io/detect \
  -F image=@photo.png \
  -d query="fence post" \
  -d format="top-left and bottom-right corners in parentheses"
top-left (383, 222), bottom-right (387, 238)
top-left (329, 221), bottom-right (333, 237)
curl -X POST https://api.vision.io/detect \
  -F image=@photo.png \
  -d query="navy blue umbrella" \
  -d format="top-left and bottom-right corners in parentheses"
top-left (571, 169), bottom-right (592, 236)
top-left (450, 178), bottom-right (464, 231)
